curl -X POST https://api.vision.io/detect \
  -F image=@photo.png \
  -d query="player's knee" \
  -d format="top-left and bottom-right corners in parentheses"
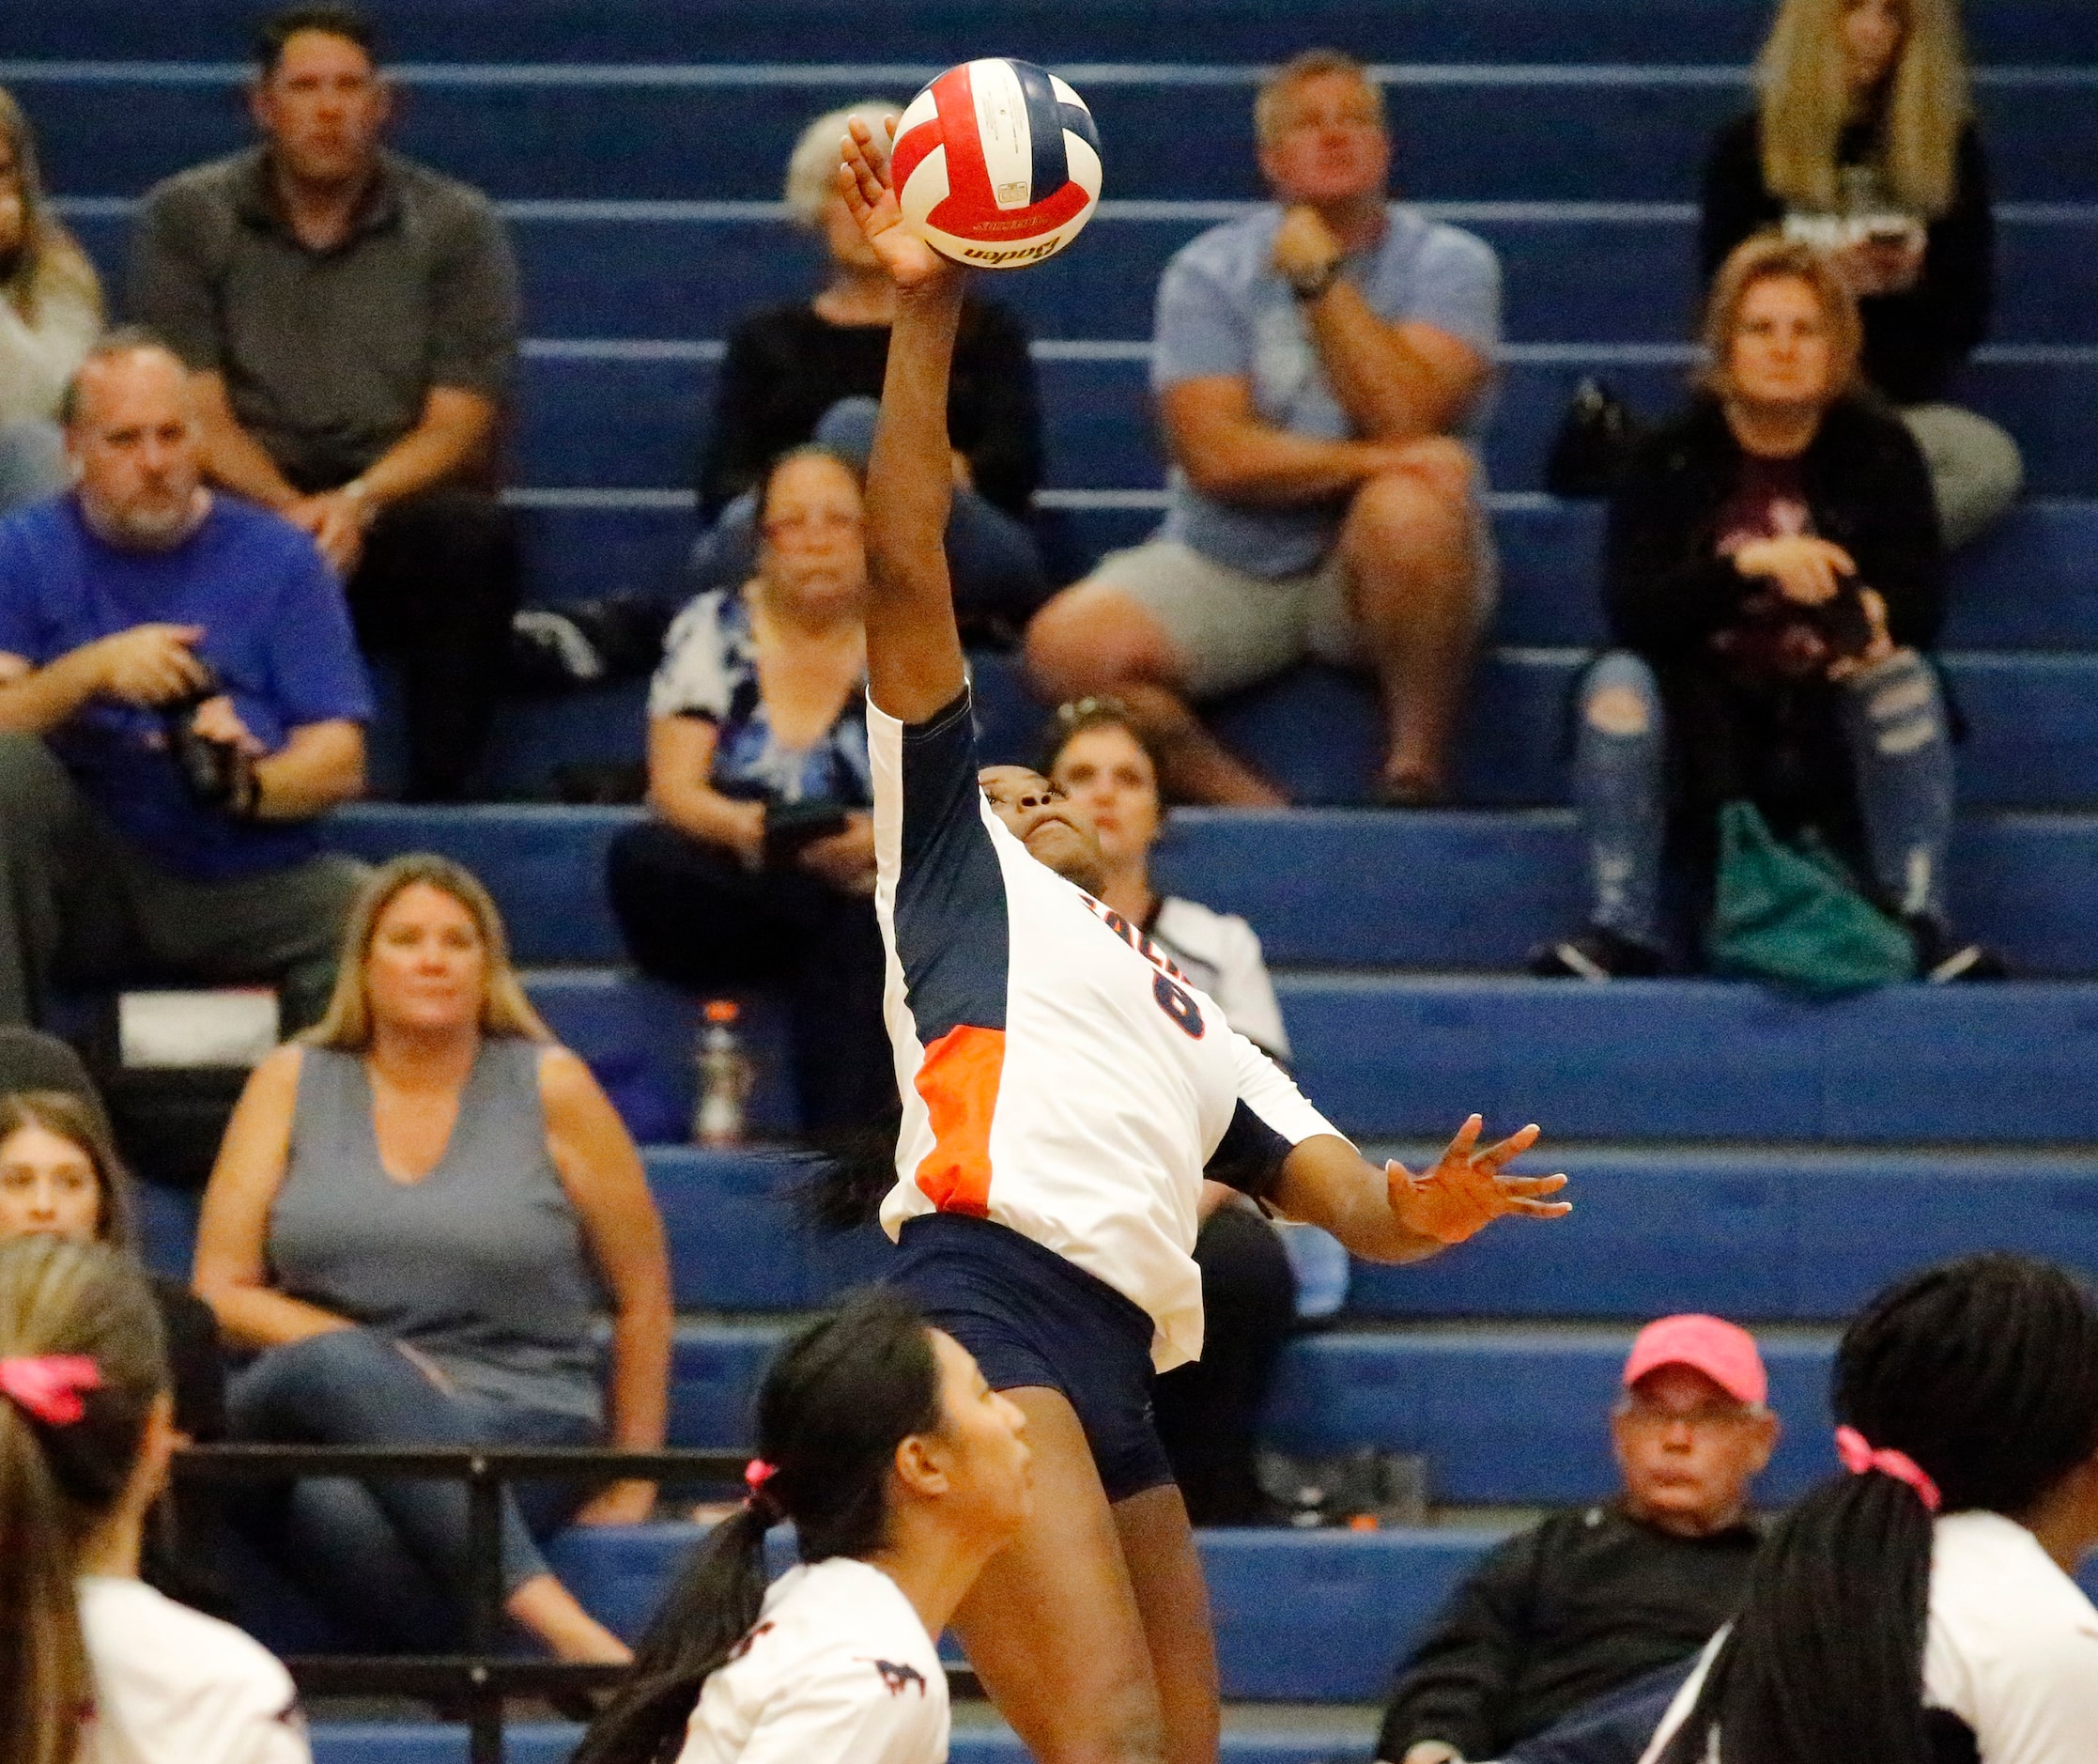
top-left (1025, 582), bottom-right (1175, 699)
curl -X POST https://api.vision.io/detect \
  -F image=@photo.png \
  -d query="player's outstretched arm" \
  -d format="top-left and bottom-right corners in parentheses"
top-left (1273, 1116), bottom-right (1570, 1264)
top-left (839, 116), bottom-right (970, 724)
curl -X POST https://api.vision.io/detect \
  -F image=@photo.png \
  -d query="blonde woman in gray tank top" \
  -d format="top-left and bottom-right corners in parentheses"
top-left (193, 856), bottom-right (672, 1663)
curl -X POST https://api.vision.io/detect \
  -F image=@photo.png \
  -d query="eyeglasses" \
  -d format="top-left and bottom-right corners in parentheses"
top-left (1615, 1398), bottom-right (1761, 1431)
top-left (762, 509), bottom-right (862, 540)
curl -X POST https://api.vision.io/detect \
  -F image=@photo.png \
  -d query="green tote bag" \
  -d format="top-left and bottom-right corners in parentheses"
top-left (1705, 799), bottom-right (1917, 995)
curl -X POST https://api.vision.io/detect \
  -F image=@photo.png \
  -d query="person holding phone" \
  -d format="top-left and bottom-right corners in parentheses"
top-left (607, 443), bottom-right (894, 1136)
top-left (1533, 235), bottom-right (1998, 983)
top-left (1699, 0), bottom-right (2017, 548)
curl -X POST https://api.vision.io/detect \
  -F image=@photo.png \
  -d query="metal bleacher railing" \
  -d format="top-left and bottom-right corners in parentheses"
top-left (175, 1442), bottom-right (743, 1764)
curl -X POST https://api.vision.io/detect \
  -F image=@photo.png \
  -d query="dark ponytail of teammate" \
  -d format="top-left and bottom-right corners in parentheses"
top-left (572, 1290), bottom-right (946, 1764)
top-left (0, 1236), bottom-right (170, 1764)
top-left (1658, 1252), bottom-right (2098, 1764)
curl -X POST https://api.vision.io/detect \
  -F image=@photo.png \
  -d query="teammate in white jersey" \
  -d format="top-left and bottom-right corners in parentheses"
top-left (573, 1290), bottom-right (1030, 1764)
top-left (836, 116), bottom-right (1572, 1764)
top-left (0, 1234), bottom-right (310, 1764)
top-left (1643, 1253), bottom-right (2098, 1764)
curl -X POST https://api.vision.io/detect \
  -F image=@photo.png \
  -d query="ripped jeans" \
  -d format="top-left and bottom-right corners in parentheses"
top-left (1575, 649), bottom-right (1955, 950)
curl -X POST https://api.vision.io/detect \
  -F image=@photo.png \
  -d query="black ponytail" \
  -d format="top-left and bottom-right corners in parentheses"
top-left (572, 1290), bottom-right (944, 1764)
top-left (1660, 1252), bottom-right (2098, 1764)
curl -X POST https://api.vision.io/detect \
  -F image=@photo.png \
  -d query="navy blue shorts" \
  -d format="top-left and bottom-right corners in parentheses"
top-left (887, 1213), bottom-right (1176, 1505)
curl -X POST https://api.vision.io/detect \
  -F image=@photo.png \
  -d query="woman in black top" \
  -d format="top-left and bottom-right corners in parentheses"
top-left (1698, 0), bottom-right (2018, 547)
top-left (690, 102), bottom-right (1050, 642)
top-left (1533, 236), bottom-right (1997, 983)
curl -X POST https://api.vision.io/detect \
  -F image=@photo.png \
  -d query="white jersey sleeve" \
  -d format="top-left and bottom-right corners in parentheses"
top-left (726, 1648), bottom-right (949, 1764)
top-left (1149, 896), bottom-right (1292, 1060)
top-left (1201, 1029), bottom-right (1348, 1200)
top-left (77, 1576), bottom-right (311, 1764)
top-left (1923, 1510), bottom-right (2098, 1764)
top-left (676, 1559), bottom-right (949, 1764)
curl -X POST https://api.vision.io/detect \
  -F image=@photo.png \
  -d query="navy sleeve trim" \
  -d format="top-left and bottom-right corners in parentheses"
top-left (1204, 1098), bottom-right (1294, 1201)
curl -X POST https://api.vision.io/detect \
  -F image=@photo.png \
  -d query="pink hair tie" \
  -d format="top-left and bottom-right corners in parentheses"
top-left (0, 1354), bottom-right (100, 1428)
top-left (1834, 1424), bottom-right (1942, 1512)
top-left (744, 1458), bottom-right (780, 1511)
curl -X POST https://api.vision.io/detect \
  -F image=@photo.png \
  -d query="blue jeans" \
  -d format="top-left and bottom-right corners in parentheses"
top-left (689, 396), bottom-right (1051, 633)
top-left (0, 419), bottom-right (66, 516)
top-left (226, 1327), bottom-right (595, 1649)
top-left (1575, 648), bottom-right (1955, 951)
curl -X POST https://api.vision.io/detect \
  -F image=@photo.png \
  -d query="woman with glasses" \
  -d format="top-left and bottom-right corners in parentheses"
top-left (608, 443), bottom-right (895, 1135)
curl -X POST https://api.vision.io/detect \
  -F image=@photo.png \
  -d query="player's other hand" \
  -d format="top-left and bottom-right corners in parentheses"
top-left (1386, 1116), bottom-right (1570, 1246)
top-left (838, 115), bottom-right (957, 295)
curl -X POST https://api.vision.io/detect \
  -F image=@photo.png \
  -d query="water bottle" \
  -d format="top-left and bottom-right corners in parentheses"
top-left (693, 999), bottom-right (752, 1146)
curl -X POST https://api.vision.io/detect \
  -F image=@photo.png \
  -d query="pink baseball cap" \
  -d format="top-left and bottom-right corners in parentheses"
top-left (1623, 1314), bottom-right (1767, 1408)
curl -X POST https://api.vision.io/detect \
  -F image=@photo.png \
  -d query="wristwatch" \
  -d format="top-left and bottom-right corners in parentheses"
top-left (1288, 259), bottom-right (1344, 303)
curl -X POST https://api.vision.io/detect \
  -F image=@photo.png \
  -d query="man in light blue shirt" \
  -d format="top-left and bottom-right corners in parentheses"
top-left (1026, 51), bottom-right (1501, 805)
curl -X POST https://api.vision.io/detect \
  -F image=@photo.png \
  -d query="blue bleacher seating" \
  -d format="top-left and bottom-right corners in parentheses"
top-left (330, 798), bottom-right (2098, 974)
top-left (33, 0), bottom-right (2098, 1733)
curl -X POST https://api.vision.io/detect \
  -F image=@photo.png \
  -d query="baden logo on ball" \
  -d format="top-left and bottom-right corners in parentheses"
top-left (892, 58), bottom-right (1103, 270)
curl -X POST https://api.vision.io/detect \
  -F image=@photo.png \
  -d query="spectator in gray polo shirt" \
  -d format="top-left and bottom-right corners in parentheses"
top-left (129, 3), bottom-right (519, 803)
top-left (1026, 50), bottom-right (1501, 807)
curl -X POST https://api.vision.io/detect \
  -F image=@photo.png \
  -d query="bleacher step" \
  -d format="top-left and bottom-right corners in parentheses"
top-left (332, 798), bottom-right (2098, 974)
top-left (511, 965), bottom-right (2098, 1145)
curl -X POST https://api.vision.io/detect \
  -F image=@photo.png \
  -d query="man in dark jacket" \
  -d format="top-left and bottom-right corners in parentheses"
top-left (1376, 1315), bottom-right (1779, 1764)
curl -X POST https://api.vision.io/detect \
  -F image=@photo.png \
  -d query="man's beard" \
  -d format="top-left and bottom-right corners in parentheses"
top-left (84, 486), bottom-right (205, 551)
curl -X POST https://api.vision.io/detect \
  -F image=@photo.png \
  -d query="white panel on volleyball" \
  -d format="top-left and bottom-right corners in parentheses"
top-left (966, 58), bottom-right (1037, 209)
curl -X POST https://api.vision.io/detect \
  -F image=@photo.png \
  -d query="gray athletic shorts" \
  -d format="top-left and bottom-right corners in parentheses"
top-left (1088, 524), bottom-right (1501, 703)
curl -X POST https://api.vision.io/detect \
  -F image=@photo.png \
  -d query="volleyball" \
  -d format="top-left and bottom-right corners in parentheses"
top-left (891, 59), bottom-right (1103, 270)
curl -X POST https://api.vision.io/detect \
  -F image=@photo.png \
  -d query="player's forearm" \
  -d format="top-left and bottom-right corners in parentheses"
top-left (252, 720), bottom-right (363, 819)
top-left (864, 274), bottom-right (970, 721)
top-left (1306, 287), bottom-right (1459, 441)
top-left (1273, 1135), bottom-right (1442, 1264)
top-left (0, 647), bottom-right (106, 735)
top-left (868, 278), bottom-right (965, 587)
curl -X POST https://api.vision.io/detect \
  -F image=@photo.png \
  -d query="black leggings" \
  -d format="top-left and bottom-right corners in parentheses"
top-left (606, 820), bottom-right (896, 1134)
top-left (1153, 1203), bottom-right (1298, 1524)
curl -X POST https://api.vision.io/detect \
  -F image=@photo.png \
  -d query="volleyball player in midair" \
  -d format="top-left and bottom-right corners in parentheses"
top-left (837, 116), bottom-right (1572, 1764)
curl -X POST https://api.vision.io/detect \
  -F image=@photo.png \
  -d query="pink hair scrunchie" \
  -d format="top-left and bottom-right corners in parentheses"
top-left (0, 1354), bottom-right (100, 1427)
top-left (1834, 1424), bottom-right (1942, 1512)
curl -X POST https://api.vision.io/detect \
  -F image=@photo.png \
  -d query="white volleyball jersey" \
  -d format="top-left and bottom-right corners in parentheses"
top-left (77, 1575), bottom-right (310, 1764)
top-left (1640, 1511), bottom-right (2098, 1764)
top-left (1149, 893), bottom-right (1291, 1059)
top-left (676, 1557), bottom-right (948, 1764)
top-left (871, 689), bottom-right (1343, 1370)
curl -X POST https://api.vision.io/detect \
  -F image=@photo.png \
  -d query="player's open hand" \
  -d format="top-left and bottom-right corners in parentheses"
top-left (838, 115), bottom-right (953, 293)
top-left (1385, 1116), bottom-right (1570, 1246)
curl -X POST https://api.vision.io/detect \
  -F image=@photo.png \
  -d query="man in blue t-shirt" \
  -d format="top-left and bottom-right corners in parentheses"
top-left (1026, 50), bottom-right (1502, 807)
top-left (0, 331), bottom-right (372, 1029)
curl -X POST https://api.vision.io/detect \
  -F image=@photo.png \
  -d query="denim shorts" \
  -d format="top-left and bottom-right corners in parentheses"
top-left (887, 1213), bottom-right (1175, 1504)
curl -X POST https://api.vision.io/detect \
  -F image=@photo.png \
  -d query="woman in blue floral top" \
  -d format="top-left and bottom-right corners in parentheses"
top-left (608, 446), bottom-right (893, 1132)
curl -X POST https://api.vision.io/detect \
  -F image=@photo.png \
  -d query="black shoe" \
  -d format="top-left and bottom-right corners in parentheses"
top-left (1906, 915), bottom-right (2007, 983)
top-left (1528, 928), bottom-right (1665, 981)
